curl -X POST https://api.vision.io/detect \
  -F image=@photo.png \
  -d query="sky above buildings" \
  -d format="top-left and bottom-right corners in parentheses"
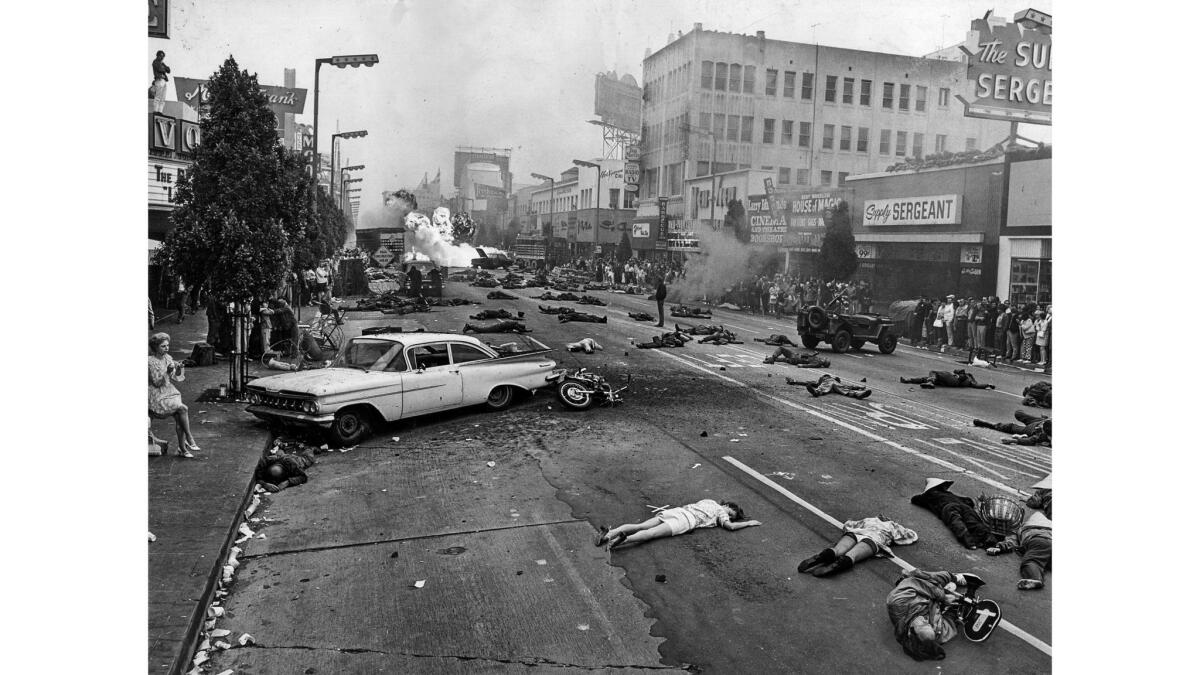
top-left (149, 0), bottom-right (1051, 204)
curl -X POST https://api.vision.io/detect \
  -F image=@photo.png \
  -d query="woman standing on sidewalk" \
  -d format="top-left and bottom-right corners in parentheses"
top-left (149, 333), bottom-right (201, 458)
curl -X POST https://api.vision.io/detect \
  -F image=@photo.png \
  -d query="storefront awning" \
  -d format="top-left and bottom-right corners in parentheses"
top-left (855, 232), bottom-right (985, 244)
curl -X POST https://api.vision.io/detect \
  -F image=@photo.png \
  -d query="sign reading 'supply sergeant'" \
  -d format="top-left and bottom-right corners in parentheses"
top-left (862, 194), bottom-right (960, 227)
top-left (960, 10), bottom-right (1052, 125)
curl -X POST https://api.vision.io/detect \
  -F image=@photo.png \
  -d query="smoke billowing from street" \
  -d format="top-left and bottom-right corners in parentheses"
top-left (676, 226), bottom-right (754, 303)
top-left (406, 212), bottom-right (478, 267)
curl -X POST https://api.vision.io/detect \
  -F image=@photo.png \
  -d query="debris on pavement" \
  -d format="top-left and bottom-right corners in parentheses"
top-left (655, 574), bottom-right (667, 583)
top-left (730, 438), bottom-right (740, 442)
top-left (414, 579), bottom-right (426, 588)
top-left (486, 461), bottom-right (496, 467)
top-left (392, 437), bottom-right (401, 442)
top-left (691, 463), bottom-right (702, 469)
top-left (213, 640), bottom-right (232, 651)
top-left (700, 431), bottom-right (708, 437)
top-left (210, 629), bottom-right (231, 638)
top-left (237, 633), bottom-right (256, 646)
top-left (148, 532), bottom-right (156, 542)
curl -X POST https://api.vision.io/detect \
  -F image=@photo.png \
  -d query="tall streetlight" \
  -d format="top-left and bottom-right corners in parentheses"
top-left (573, 160), bottom-right (601, 260)
top-left (531, 172), bottom-right (556, 266)
top-left (312, 54), bottom-right (378, 191)
top-left (331, 130), bottom-right (367, 197)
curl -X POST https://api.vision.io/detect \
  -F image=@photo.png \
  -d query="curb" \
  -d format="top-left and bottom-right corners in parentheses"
top-left (168, 429), bottom-right (273, 675)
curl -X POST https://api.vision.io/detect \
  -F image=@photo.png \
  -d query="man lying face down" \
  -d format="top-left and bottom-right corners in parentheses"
top-left (462, 320), bottom-right (532, 333)
top-left (469, 308), bottom-right (524, 320)
top-left (558, 310), bottom-right (608, 324)
top-left (901, 369), bottom-right (995, 389)
top-left (763, 345), bottom-right (829, 367)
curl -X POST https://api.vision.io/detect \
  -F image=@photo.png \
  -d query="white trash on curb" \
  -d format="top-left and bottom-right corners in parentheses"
top-left (238, 633), bottom-right (256, 646)
top-left (245, 494), bottom-right (262, 517)
top-left (338, 445), bottom-right (358, 453)
top-left (207, 606), bottom-right (224, 618)
top-left (691, 463), bottom-right (701, 469)
top-left (148, 532), bottom-right (157, 542)
top-left (192, 651), bottom-right (208, 666)
top-left (214, 640), bottom-right (232, 650)
top-left (238, 523), bottom-right (255, 538)
top-left (210, 629), bottom-right (231, 638)
top-left (414, 579), bottom-right (426, 588)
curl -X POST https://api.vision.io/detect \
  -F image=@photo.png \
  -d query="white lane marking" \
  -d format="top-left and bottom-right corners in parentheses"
top-left (650, 348), bottom-right (1027, 498)
top-left (946, 437), bottom-right (1051, 473)
top-left (911, 439), bottom-right (1014, 480)
top-left (721, 455), bottom-right (1053, 658)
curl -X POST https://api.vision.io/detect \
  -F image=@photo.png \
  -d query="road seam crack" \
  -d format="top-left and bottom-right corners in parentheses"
top-left (245, 643), bottom-right (689, 670)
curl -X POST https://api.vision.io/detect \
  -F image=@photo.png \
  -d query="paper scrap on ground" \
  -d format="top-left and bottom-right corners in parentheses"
top-left (414, 579), bottom-right (426, 588)
top-left (210, 629), bottom-right (231, 638)
top-left (486, 461), bottom-right (496, 467)
top-left (148, 532), bottom-right (156, 542)
top-left (238, 633), bottom-right (255, 646)
top-left (691, 463), bottom-right (701, 469)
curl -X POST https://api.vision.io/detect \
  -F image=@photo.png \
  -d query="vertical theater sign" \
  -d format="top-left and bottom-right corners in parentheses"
top-left (958, 8), bottom-right (1052, 126)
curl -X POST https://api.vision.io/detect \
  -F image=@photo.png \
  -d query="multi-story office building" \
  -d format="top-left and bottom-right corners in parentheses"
top-left (637, 24), bottom-right (1013, 240)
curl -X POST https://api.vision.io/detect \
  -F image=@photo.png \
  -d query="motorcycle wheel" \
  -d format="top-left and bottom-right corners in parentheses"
top-left (557, 380), bottom-right (594, 411)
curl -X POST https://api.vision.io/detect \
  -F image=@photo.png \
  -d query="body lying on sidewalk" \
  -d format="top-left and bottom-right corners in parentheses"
top-left (901, 369), bottom-right (995, 389)
top-left (787, 373), bottom-right (870, 398)
top-left (255, 448), bottom-right (316, 493)
top-left (763, 346), bottom-right (830, 367)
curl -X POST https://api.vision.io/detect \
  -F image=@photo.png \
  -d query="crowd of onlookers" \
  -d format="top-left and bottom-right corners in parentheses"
top-left (542, 256), bottom-right (687, 289)
top-left (908, 295), bottom-right (1051, 368)
top-left (724, 276), bottom-right (873, 318)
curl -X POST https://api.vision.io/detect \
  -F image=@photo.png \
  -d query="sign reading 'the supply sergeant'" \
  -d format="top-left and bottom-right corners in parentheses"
top-left (862, 194), bottom-right (960, 227)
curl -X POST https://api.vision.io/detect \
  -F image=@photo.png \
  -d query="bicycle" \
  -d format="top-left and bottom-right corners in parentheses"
top-left (260, 305), bottom-right (347, 368)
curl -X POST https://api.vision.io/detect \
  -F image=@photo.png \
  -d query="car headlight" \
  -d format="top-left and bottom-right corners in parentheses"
top-left (248, 392), bottom-right (260, 404)
top-left (302, 401), bottom-right (317, 414)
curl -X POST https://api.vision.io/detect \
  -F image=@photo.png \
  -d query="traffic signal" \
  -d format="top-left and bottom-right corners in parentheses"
top-left (330, 54), bottom-right (379, 68)
top-left (339, 130), bottom-right (368, 139)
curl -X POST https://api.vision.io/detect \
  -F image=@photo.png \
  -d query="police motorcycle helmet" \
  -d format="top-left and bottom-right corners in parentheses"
top-left (977, 494), bottom-right (1026, 538)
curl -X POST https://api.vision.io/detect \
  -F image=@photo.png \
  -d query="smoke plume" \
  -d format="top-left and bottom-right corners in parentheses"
top-left (406, 212), bottom-right (477, 267)
top-left (674, 226), bottom-right (754, 303)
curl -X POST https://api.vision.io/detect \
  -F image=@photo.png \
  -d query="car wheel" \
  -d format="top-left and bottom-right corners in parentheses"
top-left (329, 407), bottom-right (373, 447)
top-left (831, 330), bottom-right (852, 354)
top-left (484, 385), bottom-right (515, 411)
top-left (800, 334), bottom-right (821, 350)
top-left (850, 339), bottom-right (866, 351)
top-left (877, 333), bottom-right (898, 355)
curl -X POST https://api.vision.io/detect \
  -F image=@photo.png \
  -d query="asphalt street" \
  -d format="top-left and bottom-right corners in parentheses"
top-left (208, 276), bottom-right (1051, 674)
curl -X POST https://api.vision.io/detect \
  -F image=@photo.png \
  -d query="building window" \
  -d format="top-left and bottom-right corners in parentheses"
top-left (744, 65), bottom-right (756, 93)
top-left (899, 83), bottom-right (910, 110)
top-left (822, 124), bottom-right (835, 150)
top-left (699, 112), bottom-right (711, 132)
top-left (821, 170), bottom-right (833, 187)
top-left (726, 115), bottom-right (740, 141)
top-left (935, 133), bottom-right (947, 153)
top-left (824, 75), bottom-right (838, 102)
top-left (697, 160), bottom-right (710, 176)
top-left (728, 64), bottom-right (742, 93)
top-left (781, 120), bottom-right (794, 145)
top-left (796, 168), bottom-right (810, 185)
top-left (839, 125), bottom-right (852, 151)
top-left (860, 79), bottom-right (872, 106)
top-left (801, 72), bottom-right (814, 99)
top-left (966, 137), bottom-right (978, 150)
top-left (779, 167), bottom-right (791, 184)
top-left (857, 126), bottom-right (869, 152)
top-left (609, 188), bottom-right (620, 209)
top-left (912, 132), bottom-right (924, 159)
top-left (882, 82), bottom-right (894, 108)
top-left (895, 130), bottom-right (907, 156)
top-left (713, 113), bottom-right (726, 139)
top-left (741, 116), bottom-right (754, 142)
top-left (798, 121), bottom-right (811, 147)
top-left (715, 62), bottom-right (727, 91)
top-left (915, 85), bottom-right (927, 112)
top-left (701, 61), bottom-right (713, 90)
top-left (765, 68), bottom-right (778, 96)
top-left (843, 77), bottom-right (854, 104)
top-left (762, 118), bottom-right (775, 144)
top-left (784, 70), bottom-right (796, 98)
top-left (879, 129), bottom-right (891, 154)
top-left (669, 163), bottom-right (682, 195)
top-left (837, 171), bottom-right (848, 186)
top-left (938, 87), bottom-right (950, 106)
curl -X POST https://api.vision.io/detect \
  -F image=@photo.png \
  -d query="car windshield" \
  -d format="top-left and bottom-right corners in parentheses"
top-left (332, 338), bottom-right (404, 371)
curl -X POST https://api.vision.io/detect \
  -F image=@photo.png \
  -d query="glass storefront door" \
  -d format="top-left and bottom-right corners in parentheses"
top-left (1009, 258), bottom-right (1051, 306)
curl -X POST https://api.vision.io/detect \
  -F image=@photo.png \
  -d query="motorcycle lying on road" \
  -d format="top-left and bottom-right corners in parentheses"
top-left (554, 368), bottom-right (627, 411)
top-left (947, 572), bottom-right (1002, 642)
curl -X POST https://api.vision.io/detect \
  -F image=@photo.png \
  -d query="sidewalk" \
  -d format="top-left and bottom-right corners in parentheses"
top-left (148, 309), bottom-right (271, 675)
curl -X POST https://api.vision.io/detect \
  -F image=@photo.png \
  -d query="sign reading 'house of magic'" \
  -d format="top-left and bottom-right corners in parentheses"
top-left (862, 195), bottom-right (960, 227)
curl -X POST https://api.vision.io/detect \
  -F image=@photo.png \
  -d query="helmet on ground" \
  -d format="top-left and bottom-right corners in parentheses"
top-left (977, 495), bottom-right (1025, 538)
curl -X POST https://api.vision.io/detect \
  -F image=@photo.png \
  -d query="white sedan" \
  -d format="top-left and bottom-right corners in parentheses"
top-left (245, 332), bottom-right (562, 445)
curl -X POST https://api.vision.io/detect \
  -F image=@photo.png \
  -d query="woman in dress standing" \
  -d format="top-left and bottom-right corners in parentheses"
top-left (149, 333), bottom-right (200, 458)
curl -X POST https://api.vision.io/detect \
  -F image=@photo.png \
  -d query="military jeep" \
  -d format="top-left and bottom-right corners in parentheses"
top-left (796, 305), bottom-right (898, 354)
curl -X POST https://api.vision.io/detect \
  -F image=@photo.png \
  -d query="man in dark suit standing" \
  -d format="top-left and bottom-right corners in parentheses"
top-left (655, 277), bottom-right (668, 327)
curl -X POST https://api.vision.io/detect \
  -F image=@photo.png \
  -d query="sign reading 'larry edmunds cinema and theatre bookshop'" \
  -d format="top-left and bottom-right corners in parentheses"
top-left (862, 194), bottom-right (960, 226)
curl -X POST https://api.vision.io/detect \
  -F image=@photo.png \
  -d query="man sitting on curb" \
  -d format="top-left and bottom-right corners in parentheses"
top-left (787, 373), bottom-right (871, 399)
top-left (763, 346), bottom-right (830, 368)
top-left (986, 510), bottom-right (1052, 590)
top-left (463, 320), bottom-right (532, 333)
top-left (901, 369), bottom-right (995, 390)
top-left (255, 448), bottom-right (316, 493)
top-left (973, 412), bottom-right (1051, 446)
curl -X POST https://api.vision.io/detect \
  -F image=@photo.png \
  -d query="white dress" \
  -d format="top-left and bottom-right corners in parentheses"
top-left (148, 355), bottom-right (185, 417)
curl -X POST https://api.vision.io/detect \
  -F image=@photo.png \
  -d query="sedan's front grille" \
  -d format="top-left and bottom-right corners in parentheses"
top-left (253, 392), bottom-right (313, 412)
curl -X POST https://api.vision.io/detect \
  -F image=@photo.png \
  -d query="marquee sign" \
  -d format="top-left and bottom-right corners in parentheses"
top-left (149, 113), bottom-right (202, 154)
top-left (174, 77), bottom-right (309, 116)
top-left (862, 194), bottom-right (960, 227)
top-left (959, 9), bottom-right (1052, 125)
top-left (746, 190), bottom-right (849, 250)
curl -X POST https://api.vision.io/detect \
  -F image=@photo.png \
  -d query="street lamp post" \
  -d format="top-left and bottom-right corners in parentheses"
top-left (331, 130), bottom-right (367, 198)
top-left (531, 172), bottom-right (556, 267)
top-left (311, 54), bottom-right (378, 192)
top-left (573, 160), bottom-right (601, 260)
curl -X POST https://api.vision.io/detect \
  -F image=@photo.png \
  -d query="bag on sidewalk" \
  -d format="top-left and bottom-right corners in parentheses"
top-left (933, 319), bottom-right (944, 328)
top-left (189, 342), bottom-right (216, 367)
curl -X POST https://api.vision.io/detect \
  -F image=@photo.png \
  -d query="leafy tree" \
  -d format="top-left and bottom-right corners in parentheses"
top-left (293, 188), bottom-right (348, 272)
top-left (725, 198), bottom-right (749, 244)
top-left (616, 231), bottom-right (632, 262)
top-left (816, 200), bottom-right (858, 280)
top-left (160, 56), bottom-right (311, 302)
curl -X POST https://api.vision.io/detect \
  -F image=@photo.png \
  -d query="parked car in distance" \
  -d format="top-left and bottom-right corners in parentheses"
top-left (796, 304), bottom-right (898, 354)
top-left (245, 333), bottom-right (562, 445)
top-left (471, 247), bottom-right (515, 270)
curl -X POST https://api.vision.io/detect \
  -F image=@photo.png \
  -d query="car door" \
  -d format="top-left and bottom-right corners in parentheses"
top-left (449, 342), bottom-right (498, 404)
top-left (402, 342), bottom-right (464, 415)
